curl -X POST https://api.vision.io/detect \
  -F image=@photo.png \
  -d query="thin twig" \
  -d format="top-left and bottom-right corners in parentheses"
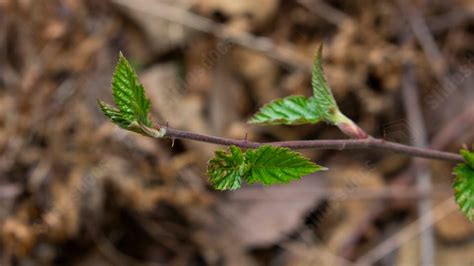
top-left (397, 0), bottom-right (446, 75)
top-left (431, 106), bottom-right (474, 150)
top-left (338, 103), bottom-right (472, 259)
top-left (428, 9), bottom-right (474, 33)
top-left (397, 0), bottom-right (457, 106)
top-left (339, 202), bottom-right (387, 260)
top-left (162, 127), bottom-right (463, 163)
top-left (397, 4), bottom-right (454, 263)
top-left (401, 62), bottom-right (434, 266)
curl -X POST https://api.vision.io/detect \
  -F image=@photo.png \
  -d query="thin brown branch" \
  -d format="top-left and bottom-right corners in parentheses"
top-left (338, 103), bottom-right (471, 259)
top-left (162, 127), bottom-right (463, 163)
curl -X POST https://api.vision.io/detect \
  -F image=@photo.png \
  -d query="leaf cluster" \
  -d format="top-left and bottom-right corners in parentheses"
top-left (97, 49), bottom-right (474, 222)
top-left (98, 53), bottom-right (153, 135)
top-left (207, 145), bottom-right (325, 190)
top-left (98, 52), bottom-right (328, 190)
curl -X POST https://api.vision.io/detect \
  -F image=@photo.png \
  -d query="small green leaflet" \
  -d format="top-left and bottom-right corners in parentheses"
top-left (207, 145), bottom-right (325, 190)
top-left (98, 52), bottom-right (154, 134)
top-left (249, 45), bottom-right (341, 126)
top-left (248, 96), bottom-right (321, 125)
top-left (245, 145), bottom-right (324, 185)
top-left (207, 146), bottom-right (245, 190)
top-left (112, 52), bottom-right (152, 127)
top-left (453, 147), bottom-right (474, 221)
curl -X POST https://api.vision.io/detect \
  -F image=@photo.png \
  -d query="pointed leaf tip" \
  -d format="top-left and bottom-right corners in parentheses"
top-left (248, 43), bottom-right (363, 138)
top-left (317, 43), bottom-right (323, 57)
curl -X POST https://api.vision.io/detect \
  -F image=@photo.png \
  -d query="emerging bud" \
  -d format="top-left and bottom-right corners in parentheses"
top-left (337, 121), bottom-right (369, 139)
top-left (331, 111), bottom-right (369, 139)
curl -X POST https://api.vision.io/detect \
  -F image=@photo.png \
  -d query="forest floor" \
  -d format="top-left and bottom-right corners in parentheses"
top-left (0, 0), bottom-right (473, 265)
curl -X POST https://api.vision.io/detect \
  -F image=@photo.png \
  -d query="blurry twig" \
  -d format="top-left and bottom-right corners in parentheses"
top-left (356, 197), bottom-right (457, 265)
top-left (339, 201), bottom-right (386, 260)
top-left (397, 0), bottom-right (459, 106)
top-left (112, 0), bottom-right (310, 71)
top-left (397, 0), bottom-right (446, 75)
top-left (431, 106), bottom-right (474, 150)
top-left (428, 9), bottom-right (474, 33)
top-left (297, 0), bottom-right (353, 26)
top-left (400, 63), bottom-right (434, 266)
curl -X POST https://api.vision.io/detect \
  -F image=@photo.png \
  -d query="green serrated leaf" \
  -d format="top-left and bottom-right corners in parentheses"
top-left (98, 52), bottom-right (162, 137)
top-left (112, 53), bottom-right (152, 127)
top-left (207, 146), bottom-right (245, 190)
top-left (244, 145), bottom-right (324, 185)
top-left (453, 162), bottom-right (474, 221)
top-left (248, 96), bottom-right (322, 125)
top-left (207, 145), bottom-right (325, 190)
top-left (248, 45), bottom-right (351, 127)
top-left (311, 45), bottom-right (339, 121)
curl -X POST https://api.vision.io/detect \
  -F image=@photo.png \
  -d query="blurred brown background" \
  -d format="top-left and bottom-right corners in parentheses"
top-left (0, 0), bottom-right (473, 265)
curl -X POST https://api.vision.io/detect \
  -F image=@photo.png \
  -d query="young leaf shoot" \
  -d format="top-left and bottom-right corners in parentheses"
top-left (249, 45), bottom-right (367, 139)
top-left (98, 53), bottom-right (164, 137)
top-left (98, 49), bottom-right (473, 222)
